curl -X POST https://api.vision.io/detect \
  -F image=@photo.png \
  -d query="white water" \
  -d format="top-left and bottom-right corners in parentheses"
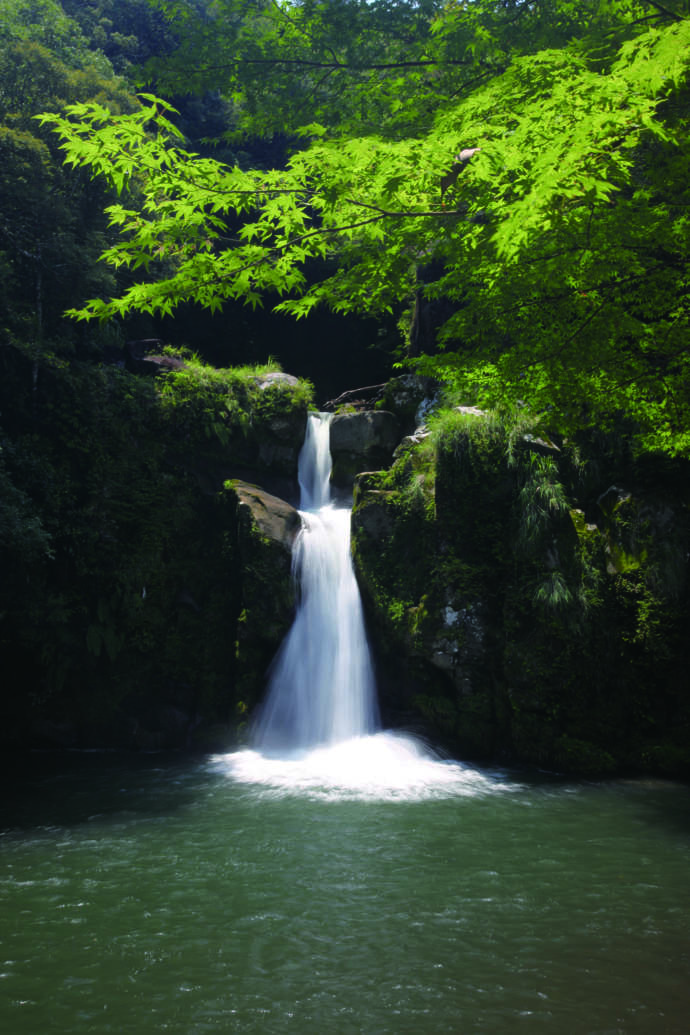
top-left (250, 413), bottom-right (379, 752)
top-left (226, 412), bottom-right (491, 800)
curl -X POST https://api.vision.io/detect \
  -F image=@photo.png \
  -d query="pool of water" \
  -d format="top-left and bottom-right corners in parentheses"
top-left (1, 745), bottom-right (688, 1033)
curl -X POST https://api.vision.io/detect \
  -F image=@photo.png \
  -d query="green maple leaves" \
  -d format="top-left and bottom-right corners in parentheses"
top-left (38, 1), bottom-right (690, 452)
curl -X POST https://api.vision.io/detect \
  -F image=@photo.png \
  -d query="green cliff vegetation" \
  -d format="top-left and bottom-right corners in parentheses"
top-left (1, 339), bottom-right (312, 747)
top-left (0, 1), bottom-right (317, 749)
top-left (352, 396), bottom-right (690, 775)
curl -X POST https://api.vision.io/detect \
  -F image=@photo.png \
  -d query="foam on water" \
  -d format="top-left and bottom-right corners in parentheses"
top-left (213, 733), bottom-right (518, 802)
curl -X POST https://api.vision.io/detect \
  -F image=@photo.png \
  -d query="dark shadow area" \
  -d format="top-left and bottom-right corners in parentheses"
top-left (126, 302), bottom-right (398, 404)
top-left (0, 751), bottom-right (213, 832)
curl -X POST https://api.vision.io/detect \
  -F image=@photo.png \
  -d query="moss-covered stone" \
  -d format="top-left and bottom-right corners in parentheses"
top-left (352, 412), bottom-right (512, 760)
top-left (377, 375), bottom-right (441, 434)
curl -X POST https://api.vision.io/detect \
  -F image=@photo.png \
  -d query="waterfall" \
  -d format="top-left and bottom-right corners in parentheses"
top-left (251, 413), bottom-right (380, 753)
top-left (227, 412), bottom-right (476, 799)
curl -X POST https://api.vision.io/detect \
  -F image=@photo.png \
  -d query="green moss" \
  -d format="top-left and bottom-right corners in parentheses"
top-left (156, 356), bottom-right (313, 458)
top-left (413, 693), bottom-right (458, 733)
top-left (352, 408), bottom-right (510, 756)
top-left (638, 742), bottom-right (690, 777)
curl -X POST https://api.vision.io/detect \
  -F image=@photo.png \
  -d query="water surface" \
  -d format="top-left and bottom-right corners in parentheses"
top-left (1, 750), bottom-right (688, 1033)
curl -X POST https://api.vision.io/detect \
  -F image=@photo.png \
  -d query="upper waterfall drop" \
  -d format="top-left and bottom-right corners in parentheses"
top-left (251, 412), bottom-right (380, 753)
top-left (297, 411), bottom-right (332, 511)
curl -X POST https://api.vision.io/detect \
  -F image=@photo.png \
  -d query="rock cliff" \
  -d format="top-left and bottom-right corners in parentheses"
top-left (351, 408), bottom-right (690, 776)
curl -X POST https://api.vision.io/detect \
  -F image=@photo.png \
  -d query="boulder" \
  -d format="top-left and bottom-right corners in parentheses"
top-left (329, 410), bottom-right (401, 487)
top-left (351, 484), bottom-right (397, 543)
top-left (245, 374), bottom-right (308, 476)
top-left (251, 371), bottom-right (301, 391)
top-left (231, 480), bottom-right (302, 552)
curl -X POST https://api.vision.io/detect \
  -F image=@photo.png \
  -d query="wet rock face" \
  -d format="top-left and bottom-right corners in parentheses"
top-left (351, 455), bottom-right (502, 761)
top-left (351, 487), bottom-right (397, 543)
top-left (329, 411), bottom-right (401, 487)
top-left (429, 602), bottom-right (486, 683)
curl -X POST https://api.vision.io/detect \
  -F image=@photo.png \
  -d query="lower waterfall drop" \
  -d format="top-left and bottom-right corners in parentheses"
top-left (251, 412), bottom-right (380, 752)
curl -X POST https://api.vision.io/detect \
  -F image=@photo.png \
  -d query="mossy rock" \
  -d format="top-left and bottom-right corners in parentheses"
top-left (635, 741), bottom-right (690, 778)
top-left (377, 375), bottom-right (440, 433)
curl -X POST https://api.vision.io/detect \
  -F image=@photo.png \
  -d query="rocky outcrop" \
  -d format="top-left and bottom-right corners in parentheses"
top-left (352, 411), bottom-right (511, 758)
top-left (378, 375), bottom-right (441, 434)
top-left (228, 374), bottom-right (309, 479)
top-left (0, 352), bottom-right (315, 754)
top-left (329, 410), bottom-right (401, 487)
top-left (232, 480), bottom-right (302, 551)
top-left (352, 411), bottom-right (690, 776)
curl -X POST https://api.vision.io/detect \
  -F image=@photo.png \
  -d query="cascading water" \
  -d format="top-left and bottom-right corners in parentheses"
top-left (227, 412), bottom-right (487, 799)
top-left (251, 413), bottom-right (379, 752)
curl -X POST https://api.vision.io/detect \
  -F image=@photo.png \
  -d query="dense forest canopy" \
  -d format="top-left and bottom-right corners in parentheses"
top-left (36, 0), bottom-right (690, 454)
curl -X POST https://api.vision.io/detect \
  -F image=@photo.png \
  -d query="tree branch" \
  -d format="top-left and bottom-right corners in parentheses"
top-left (177, 55), bottom-right (477, 75)
top-left (344, 198), bottom-right (460, 219)
top-left (642, 0), bottom-right (685, 21)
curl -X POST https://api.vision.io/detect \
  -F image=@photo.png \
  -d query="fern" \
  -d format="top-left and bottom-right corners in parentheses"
top-left (533, 571), bottom-right (574, 613)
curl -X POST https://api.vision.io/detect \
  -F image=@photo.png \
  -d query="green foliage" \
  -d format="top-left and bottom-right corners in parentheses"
top-left (0, 22), bottom-right (136, 361)
top-left (429, 405), bottom-right (501, 447)
top-left (353, 403), bottom-right (690, 773)
top-left (552, 735), bottom-right (616, 777)
top-left (156, 354), bottom-right (252, 442)
top-left (40, 1), bottom-right (690, 452)
top-left (143, 0), bottom-right (448, 138)
top-left (60, 0), bottom-right (179, 77)
top-left (0, 0), bottom-right (110, 72)
top-left (532, 570), bottom-right (574, 613)
top-left (3, 0), bottom-right (687, 768)
top-left (514, 453), bottom-right (571, 550)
